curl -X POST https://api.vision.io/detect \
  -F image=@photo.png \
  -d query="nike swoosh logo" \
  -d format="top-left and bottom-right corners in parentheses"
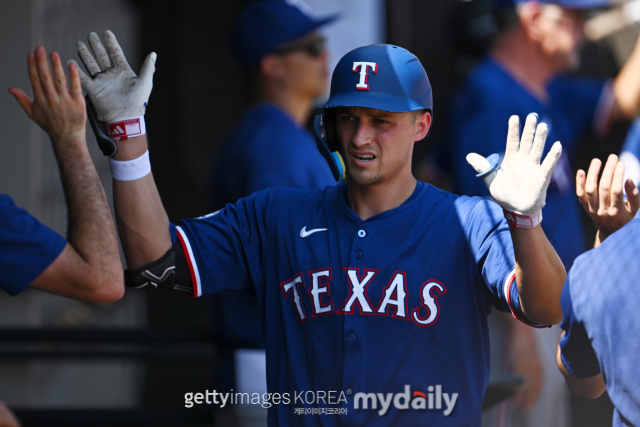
top-left (300, 226), bottom-right (328, 238)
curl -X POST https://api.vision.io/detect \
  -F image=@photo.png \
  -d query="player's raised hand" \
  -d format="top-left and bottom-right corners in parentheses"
top-left (70, 30), bottom-right (156, 123)
top-left (467, 113), bottom-right (562, 215)
top-left (9, 47), bottom-right (86, 145)
top-left (577, 154), bottom-right (640, 242)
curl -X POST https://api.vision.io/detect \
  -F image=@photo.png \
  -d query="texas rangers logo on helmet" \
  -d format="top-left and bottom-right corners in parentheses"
top-left (353, 62), bottom-right (378, 91)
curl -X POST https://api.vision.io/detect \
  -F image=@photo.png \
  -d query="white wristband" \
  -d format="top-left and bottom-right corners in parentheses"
top-left (107, 115), bottom-right (146, 140)
top-left (109, 150), bottom-right (151, 181)
top-left (503, 209), bottom-right (542, 228)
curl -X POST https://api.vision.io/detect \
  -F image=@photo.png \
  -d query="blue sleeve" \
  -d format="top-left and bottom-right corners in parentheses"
top-left (0, 193), bottom-right (67, 296)
top-left (460, 197), bottom-right (543, 326)
top-left (173, 189), bottom-right (276, 298)
top-left (559, 273), bottom-right (602, 378)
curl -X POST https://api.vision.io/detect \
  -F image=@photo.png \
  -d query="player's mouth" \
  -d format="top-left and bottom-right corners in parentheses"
top-left (351, 152), bottom-right (376, 166)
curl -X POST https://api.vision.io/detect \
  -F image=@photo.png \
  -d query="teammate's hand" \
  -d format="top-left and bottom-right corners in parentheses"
top-left (467, 114), bottom-right (562, 215)
top-left (577, 154), bottom-right (640, 243)
top-left (70, 30), bottom-right (156, 122)
top-left (9, 47), bottom-right (86, 145)
top-left (0, 401), bottom-right (20, 427)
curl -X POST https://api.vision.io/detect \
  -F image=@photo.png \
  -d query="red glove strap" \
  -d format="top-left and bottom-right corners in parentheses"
top-left (503, 209), bottom-right (542, 228)
top-left (107, 115), bottom-right (146, 140)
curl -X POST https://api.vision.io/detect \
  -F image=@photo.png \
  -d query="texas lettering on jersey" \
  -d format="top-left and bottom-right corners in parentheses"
top-left (280, 268), bottom-right (447, 326)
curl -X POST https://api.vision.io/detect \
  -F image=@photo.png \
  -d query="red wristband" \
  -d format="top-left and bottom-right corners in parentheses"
top-left (503, 209), bottom-right (542, 228)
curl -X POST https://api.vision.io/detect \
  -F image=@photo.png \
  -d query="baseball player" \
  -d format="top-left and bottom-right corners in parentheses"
top-left (209, 3), bottom-right (337, 425)
top-left (74, 32), bottom-right (567, 426)
top-left (557, 154), bottom-right (640, 427)
top-left (0, 45), bottom-right (122, 302)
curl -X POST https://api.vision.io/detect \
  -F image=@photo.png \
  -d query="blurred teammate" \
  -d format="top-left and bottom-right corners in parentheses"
top-left (557, 154), bottom-right (640, 427)
top-left (2, 46), bottom-right (122, 302)
top-left (620, 117), bottom-right (640, 188)
top-left (209, 1), bottom-right (337, 425)
top-left (0, 44), bottom-right (124, 427)
top-left (435, 0), bottom-right (640, 424)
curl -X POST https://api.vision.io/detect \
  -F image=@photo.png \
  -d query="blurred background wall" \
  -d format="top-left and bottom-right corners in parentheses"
top-left (0, 0), bottom-right (636, 425)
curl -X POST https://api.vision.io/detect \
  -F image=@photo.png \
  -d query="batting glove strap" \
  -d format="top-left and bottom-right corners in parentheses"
top-left (503, 209), bottom-right (542, 228)
top-left (107, 115), bottom-right (146, 140)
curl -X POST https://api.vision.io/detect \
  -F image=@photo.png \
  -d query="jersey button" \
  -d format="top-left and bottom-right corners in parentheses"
top-left (348, 333), bottom-right (356, 342)
top-left (346, 388), bottom-right (353, 396)
top-left (355, 250), bottom-right (363, 259)
top-left (358, 230), bottom-right (366, 238)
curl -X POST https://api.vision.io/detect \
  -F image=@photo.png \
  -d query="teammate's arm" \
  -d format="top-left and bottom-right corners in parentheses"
top-left (556, 333), bottom-right (606, 399)
top-left (576, 155), bottom-right (640, 248)
top-left (468, 114), bottom-right (566, 325)
top-left (9, 47), bottom-right (123, 302)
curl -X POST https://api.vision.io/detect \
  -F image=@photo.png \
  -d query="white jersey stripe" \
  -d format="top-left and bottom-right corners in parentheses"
top-left (176, 226), bottom-right (202, 298)
top-left (503, 268), bottom-right (546, 328)
top-left (503, 268), bottom-right (517, 318)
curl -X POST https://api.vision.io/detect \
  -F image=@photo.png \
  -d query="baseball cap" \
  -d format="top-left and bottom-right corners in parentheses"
top-left (231, 0), bottom-right (338, 69)
top-left (495, 0), bottom-right (611, 8)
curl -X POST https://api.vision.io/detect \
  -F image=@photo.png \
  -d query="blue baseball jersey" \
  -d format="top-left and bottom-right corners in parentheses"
top-left (173, 181), bottom-right (537, 426)
top-left (0, 193), bottom-right (66, 295)
top-left (559, 217), bottom-right (640, 427)
top-left (438, 57), bottom-right (612, 267)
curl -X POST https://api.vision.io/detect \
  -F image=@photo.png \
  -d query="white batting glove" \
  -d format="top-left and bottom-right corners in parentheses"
top-left (69, 30), bottom-right (156, 140)
top-left (466, 113), bottom-right (562, 228)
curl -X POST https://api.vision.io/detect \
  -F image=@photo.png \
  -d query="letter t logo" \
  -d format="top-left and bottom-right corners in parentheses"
top-left (353, 62), bottom-right (378, 91)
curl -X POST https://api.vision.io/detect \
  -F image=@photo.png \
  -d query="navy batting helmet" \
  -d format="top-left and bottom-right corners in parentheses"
top-left (313, 44), bottom-right (432, 181)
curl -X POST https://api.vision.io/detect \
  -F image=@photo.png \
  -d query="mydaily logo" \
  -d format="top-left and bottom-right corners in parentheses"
top-left (354, 385), bottom-right (458, 416)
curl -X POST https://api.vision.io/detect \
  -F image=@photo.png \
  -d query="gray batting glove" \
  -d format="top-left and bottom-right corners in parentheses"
top-left (69, 30), bottom-right (156, 123)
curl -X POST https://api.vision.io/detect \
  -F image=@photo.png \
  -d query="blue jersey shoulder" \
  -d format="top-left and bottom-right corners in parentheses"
top-left (0, 193), bottom-right (66, 295)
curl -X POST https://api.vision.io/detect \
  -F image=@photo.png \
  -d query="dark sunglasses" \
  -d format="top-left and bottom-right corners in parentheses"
top-left (274, 36), bottom-right (326, 57)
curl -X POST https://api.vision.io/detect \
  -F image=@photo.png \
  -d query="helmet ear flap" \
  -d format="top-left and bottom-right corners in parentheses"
top-left (322, 109), bottom-right (339, 152)
top-left (313, 111), bottom-right (346, 182)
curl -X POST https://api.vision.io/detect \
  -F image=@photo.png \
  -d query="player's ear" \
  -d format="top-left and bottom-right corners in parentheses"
top-left (260, 54), bottom-right (285, 81)
top-left (519, 2), bottom-right (544, 43)
top-left (414, 111), bottom-right (431, 142)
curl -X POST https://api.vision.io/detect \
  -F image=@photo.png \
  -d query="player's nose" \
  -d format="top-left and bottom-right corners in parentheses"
top-left (352, 121), bottom-right (374, 147)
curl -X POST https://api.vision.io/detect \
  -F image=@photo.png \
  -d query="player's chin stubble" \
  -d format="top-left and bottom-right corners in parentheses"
top-left (346, 164), bottom-right (384, 186)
